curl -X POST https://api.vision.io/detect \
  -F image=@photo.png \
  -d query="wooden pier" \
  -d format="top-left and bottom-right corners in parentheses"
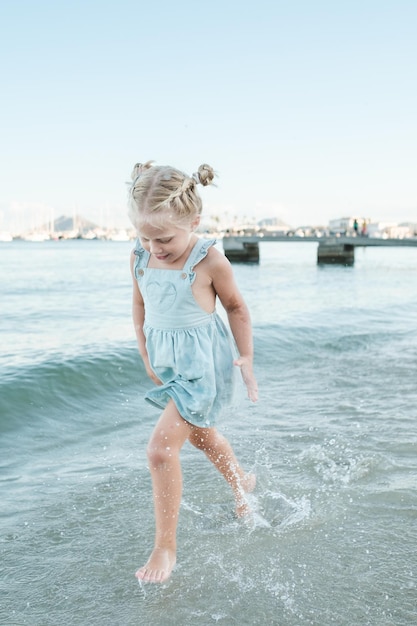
top-left (222, 234), bottom-right (417, 265)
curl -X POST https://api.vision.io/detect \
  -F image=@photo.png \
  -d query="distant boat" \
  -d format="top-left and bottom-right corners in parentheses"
top-left (22, 232), bottom-right (50, 242)
top-left (107, 229), bottom-right (131, 241)
top-left (83, 230), bottom-right (99, 240)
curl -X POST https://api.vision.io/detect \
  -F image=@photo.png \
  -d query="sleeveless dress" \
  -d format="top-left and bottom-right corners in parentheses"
top-left (133, 237), bottom-right (240, 428)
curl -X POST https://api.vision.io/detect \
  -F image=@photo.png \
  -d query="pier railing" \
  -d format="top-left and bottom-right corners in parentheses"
top-left (222, 234), bottom-right (417, 265)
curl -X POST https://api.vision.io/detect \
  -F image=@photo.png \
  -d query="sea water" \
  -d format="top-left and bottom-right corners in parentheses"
top-left (1, 239), bottom-right (416, 626)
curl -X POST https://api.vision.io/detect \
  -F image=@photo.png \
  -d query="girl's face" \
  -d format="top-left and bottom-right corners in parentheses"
top-left (138, 217), bottom-right (199, 266)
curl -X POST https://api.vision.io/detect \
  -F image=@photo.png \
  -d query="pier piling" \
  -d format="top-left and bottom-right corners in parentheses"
top-left (317, 242), bottom-right (355, 266)
top-left (222, 236), bottom-right (260, 263)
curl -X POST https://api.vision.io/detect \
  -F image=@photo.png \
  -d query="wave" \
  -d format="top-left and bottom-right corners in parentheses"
top-left (254, 319), bottom-right (409, 364)
top-left (0, 344), bottom-right (145, 434)
top-left (1, 317), bottom-right (414, 435)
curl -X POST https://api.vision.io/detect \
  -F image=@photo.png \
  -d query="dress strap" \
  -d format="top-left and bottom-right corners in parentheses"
top-left (133, 239), bottom-right (150, 277)
top-left (184, 237), bottom-right (216, 283)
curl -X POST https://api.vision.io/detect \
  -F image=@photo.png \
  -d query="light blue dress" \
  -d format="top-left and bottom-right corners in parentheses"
top-left (133, 237), bottom-right (240, 428)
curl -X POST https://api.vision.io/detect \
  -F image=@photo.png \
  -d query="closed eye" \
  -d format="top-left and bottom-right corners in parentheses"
top-left (139, 235), bottom-right (173, 244)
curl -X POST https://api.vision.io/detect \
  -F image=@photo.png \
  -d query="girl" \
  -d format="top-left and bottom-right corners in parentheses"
top-left (129, 161), bottom-right (258, 584)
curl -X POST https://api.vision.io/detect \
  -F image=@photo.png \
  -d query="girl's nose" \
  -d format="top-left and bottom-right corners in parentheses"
top-left (149, 241), bottom-right (162, 254)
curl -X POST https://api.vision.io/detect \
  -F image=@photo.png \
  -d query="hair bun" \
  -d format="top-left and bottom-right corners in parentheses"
top-left (131, 161), bottom-right (154, 181)
top-left (196, 163), bottom-right (215, 187)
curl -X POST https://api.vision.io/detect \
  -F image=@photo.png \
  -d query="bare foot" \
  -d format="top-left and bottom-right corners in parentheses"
top-left (235, 473), bottom-right (256, 517)
top-left (235, 497), bottom-right (251, 517)
top-left (135, 547), bottom-right (176, 584)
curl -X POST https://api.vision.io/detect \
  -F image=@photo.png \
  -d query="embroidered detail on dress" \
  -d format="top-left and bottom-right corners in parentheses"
top-left (147, 281), bottom-right (177, 308)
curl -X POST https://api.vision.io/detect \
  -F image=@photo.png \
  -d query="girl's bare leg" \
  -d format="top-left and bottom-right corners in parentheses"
top-left (136, 400), bottom-right (192, 583)
top-left (188, 427), bottom-right (256, 516)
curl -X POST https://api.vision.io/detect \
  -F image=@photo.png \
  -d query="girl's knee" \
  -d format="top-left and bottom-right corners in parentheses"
top-left (146, 441), bottom-right (177, 467)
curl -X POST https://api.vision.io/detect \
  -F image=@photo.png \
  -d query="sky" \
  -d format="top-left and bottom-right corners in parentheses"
top-left (1, 0), bottom-right (416, 232)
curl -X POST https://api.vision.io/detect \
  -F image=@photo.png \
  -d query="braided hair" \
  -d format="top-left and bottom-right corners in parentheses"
top-left (128, 162), bottom-right (215, 229)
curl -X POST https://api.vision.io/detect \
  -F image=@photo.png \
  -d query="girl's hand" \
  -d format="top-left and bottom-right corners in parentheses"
top-left (146, 366), bottom-right (162, 386)
top-left (142, 357), bottom-right (163, 386)
top-left (234, 357), bottom-right (258, 402)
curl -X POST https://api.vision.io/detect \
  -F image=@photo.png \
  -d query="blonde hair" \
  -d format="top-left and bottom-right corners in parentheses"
top-left (128, 161), bottom-right (215, 229)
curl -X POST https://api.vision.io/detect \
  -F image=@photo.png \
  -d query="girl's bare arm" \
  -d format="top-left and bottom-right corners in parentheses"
top-left (130, 251), bottom-right (162, 385)
top-left (209, 249), bottom-right (258, 402)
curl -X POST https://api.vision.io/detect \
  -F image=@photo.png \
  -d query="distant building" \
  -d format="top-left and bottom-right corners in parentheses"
top-left (367, 222), bottom-right (411, 239)
top-left (257, 217), bottom-right (290, 233)
top-left (328, 217), bottom-right (414, 239)
top-left (328, 217), bottom-right (366, 234)
top-left (400, 222), bottom-right (417, 236)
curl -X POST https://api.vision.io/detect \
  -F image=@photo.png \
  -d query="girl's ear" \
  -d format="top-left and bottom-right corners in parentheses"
top-left (191, 215), bottom-right (201, 231)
